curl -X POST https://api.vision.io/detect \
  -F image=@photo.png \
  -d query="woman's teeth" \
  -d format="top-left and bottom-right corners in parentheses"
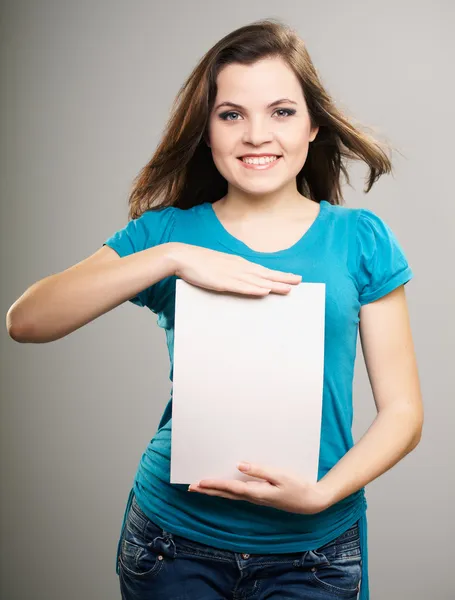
top-left (241, 156), bottom-right (279, 165)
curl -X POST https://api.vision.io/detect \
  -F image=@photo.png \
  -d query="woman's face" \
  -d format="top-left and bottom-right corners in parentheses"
top-left (207, 56), bottom-right (319, 197)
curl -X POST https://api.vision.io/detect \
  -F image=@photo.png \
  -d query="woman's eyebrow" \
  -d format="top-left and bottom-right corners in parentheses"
top-left (214, 98), bottom-right (298, 111)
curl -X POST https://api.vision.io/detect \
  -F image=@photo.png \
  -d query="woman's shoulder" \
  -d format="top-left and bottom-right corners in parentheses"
top-left (141, 202), bottom-right (206, 221)
top-left (334, 203), bottom-right (413, 306)
top-left (324, 200), bottom-right (367, 220)
top-left (324, 201), bottom-right (395, 236)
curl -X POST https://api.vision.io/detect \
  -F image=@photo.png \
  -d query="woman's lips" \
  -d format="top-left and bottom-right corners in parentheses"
top-left (237, 156), bottom-right (282, 170)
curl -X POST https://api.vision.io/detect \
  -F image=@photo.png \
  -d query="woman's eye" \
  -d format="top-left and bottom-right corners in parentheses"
top-left (219, 108), bottom-right (296, 121)
top-left (220, 111), bottom-right (241, 121)
top-left (274, 109), bottom-right (296, 118)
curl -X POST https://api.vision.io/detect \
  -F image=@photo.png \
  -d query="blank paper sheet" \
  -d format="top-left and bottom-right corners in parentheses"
top-left (170, 279), bottom-right (326, 485)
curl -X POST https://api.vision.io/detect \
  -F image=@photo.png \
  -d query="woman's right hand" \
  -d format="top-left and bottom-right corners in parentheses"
top-left (170, 243), bottom-right (302, 296)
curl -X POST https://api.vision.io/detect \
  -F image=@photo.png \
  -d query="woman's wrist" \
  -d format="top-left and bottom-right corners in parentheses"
top-left (158, 242), bottom-right (188, 277)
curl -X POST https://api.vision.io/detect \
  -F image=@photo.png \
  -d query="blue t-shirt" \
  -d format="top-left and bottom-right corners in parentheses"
top-left (104, 199), bottom-right (413, 599)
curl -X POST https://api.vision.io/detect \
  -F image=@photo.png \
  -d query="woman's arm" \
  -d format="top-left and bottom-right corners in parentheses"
top-left (6, 242), bottom-right (301, 344)
top-left (317, 285), bottom-right (424, 506)
top-left (6, 243), bottom-right (178, 344)
top-left (189, 284), bottom-right (423, 514)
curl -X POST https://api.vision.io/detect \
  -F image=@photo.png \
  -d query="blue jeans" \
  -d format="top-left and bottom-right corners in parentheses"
top-left (118, 493), bottom-right (362, 599)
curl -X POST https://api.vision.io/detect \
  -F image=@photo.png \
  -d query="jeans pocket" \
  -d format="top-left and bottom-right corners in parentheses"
top-left (118, 501), bottom-right (167, 579)
top-left (311, 523), bottom-right (362, 597)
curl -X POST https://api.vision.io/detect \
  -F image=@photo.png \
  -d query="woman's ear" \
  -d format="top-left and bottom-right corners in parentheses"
top-left (309, 125), bottom-right (319, 143)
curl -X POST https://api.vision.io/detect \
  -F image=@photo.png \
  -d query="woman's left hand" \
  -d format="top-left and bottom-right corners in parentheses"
top-left (188, 462), bottom-right (332, 515)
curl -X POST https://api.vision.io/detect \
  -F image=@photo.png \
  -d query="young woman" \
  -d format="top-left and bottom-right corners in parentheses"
top-left (6, 19), bottom-right (423, 600)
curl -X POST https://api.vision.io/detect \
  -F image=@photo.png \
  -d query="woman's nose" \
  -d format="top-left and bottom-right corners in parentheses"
top-left (242, 118), bottom-right (274, 146)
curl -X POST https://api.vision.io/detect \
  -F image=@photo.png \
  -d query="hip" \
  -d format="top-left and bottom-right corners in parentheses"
top-left (118, 491), bottom-right (362, 599)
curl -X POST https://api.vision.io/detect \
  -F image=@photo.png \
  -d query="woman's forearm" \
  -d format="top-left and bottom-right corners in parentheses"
top-left (6, 242), bottom-right (181, 343)
top-left (317, 405), bottom-right (423, 508)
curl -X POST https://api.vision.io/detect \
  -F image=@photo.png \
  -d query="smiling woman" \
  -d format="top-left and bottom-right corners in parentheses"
top-left (6, 16), bottom-right (422, 600)
top-left (123, 19), bottom-right (392, 219)
top-left (206, 58), bottom-right (318, 196)
top-left (97, 19), bottom-right (418, 600)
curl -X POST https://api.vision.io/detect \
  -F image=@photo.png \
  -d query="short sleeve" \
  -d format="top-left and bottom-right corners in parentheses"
top-left (356, 208), bottom-right (413, 306)
top-left (103, 206), bottom-right (176, 308)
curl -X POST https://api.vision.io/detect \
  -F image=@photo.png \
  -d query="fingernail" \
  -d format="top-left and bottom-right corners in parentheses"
top-left (237, 462), bottom-right (250, 471)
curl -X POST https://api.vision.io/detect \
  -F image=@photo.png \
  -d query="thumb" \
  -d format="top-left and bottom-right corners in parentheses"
top-left (237, 462), bottom-right (282, 486)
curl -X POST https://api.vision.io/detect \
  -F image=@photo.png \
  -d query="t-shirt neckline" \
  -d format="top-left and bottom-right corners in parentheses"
top-left (201, 199), bottom-right (330, 258)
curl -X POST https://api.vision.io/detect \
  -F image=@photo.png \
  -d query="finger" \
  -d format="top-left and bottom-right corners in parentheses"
top-left (224, 282), bottom-right (272, 297)
top-left (190, 486), bottom-right (242, 501)
top-left (193, 485), bottom-right (273, 508)
top-left (237, 462), bottom-right (283, 486)
top-left (243, 274), bottom-right (294, 295)
top-left (193, 280), bottom-right (270, 297)
top-left (198, 479), bottom-right (248, 495)
top-left (255, 268), bottom-right (302, 285)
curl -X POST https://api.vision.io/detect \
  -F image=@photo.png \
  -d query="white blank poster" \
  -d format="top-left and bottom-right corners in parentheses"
top-left (170, 279), bottom-right (326, 485)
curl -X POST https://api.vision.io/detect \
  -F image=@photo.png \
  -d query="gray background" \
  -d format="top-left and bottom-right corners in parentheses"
top-left (1, 1), bottom-right (453, 599)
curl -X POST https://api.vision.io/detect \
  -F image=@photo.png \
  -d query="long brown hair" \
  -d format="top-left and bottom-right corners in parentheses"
top-left (127, 18), bottom-right (394, 220)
